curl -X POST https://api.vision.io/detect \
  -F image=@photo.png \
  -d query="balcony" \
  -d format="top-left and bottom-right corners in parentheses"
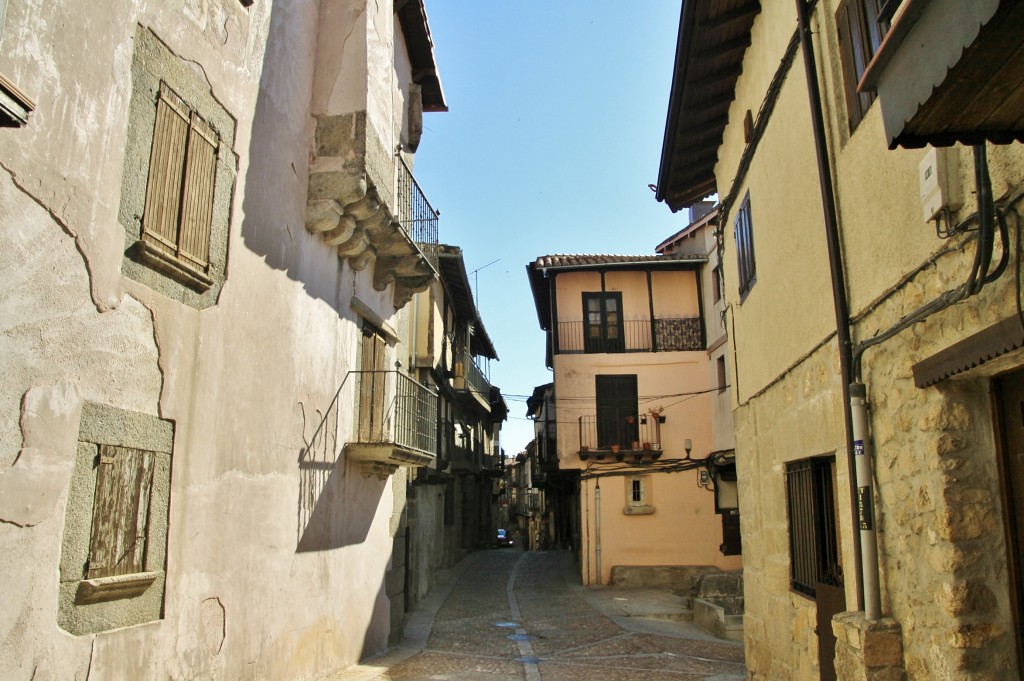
top-left (344, 370), bottom-right (438, 478)
top-left (577, 412), bottom-right (667, 462)
top-left (453, 350), bottom-right (492, 411)
top-left (306, 120), bottom-right (440, 308)
top-left (556, 316), bottom-right (703, 355)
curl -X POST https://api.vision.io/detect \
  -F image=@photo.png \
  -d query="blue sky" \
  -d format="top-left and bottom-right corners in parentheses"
top-left (414, 2), bottom-right (690, 455)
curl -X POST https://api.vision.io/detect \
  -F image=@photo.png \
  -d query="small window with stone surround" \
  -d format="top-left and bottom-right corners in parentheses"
top-left (118, 26), bottom-right (237, 309)
top-left (58, 402), bottom-right (174, 635)
top-left (624, 474), bottom-right (654, 515)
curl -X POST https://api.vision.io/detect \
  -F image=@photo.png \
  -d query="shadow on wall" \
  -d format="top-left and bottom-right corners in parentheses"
top-left (297, 381), bottom-right (384, 552)
top-left (240, 1), bottom-right (345, 312)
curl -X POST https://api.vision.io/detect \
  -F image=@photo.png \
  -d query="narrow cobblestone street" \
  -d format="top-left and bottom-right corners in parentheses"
top-left (330, 550), bottom-right (747, 681)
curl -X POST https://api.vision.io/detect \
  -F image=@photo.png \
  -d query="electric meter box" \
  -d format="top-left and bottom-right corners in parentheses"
top-left (919, 146), bottom-right (962, 222)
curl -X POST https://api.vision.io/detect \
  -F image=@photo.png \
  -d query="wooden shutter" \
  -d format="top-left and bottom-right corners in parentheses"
top-left (359, 326), bottom-right (388, 442)
top-left (143, 83), bottom-right (190, 258)
top-left (836, 0), bottom-right (879, 132)
top-left (178, 111), bottom-right (218, 273)
top-left (721, 509), bottom-right (742, 555)
top-left (142, 82), bottom-right (218, 273)
top-left (88, 445), bottom-right (155, 578)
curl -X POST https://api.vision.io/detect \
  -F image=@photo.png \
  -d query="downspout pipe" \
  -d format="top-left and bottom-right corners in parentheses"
top-left (595, 478), bottom-right (603, 586)
top-left (795, 0), bottom-right (877, 617)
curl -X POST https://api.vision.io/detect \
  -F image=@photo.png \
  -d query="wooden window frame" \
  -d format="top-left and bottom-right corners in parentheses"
top-left (836, 0), bottom-right (890, 133)
top-left (583, 292), bottom-right (625, 354)
top-left (786, 456), bottom-right (843, 598)
top-left (735, 193), bottom-right (756, 301)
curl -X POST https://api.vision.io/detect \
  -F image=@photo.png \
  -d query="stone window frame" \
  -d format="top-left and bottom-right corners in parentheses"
top-left (623, 474), bottom-right (654, 515)
top-left (58, 402), bottom-right (174, 636)
top-left (118, 25), bottom-right (237, 310)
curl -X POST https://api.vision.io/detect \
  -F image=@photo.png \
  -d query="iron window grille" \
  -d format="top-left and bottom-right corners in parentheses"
top-left (786, 456), bottom-right (843, 598)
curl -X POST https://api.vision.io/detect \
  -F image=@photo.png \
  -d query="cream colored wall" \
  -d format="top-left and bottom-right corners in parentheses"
top-left (712, 2), bottom-right (1024, 679)
top-left (312, 0), bottom-right (369, 115)
top-left (554, 269), bottom-right (699, 323)
top-left (0, 2), bottom-right (426, 680)
top-left (579, 470), bottom-right (742, 586)
top-left (716, 6), bottom-right (836, 404)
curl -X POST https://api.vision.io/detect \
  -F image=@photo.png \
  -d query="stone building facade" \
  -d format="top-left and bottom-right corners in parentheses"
top-left (658, 1), bottom-right (1024, 679)
top-left (0, 1), bottom-right (457, 679)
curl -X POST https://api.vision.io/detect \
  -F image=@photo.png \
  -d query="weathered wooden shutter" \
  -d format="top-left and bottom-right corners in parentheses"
top-left (178, 111), bottom-right (218, 273)
top-left (143, 83), bottom-right (190, 258)
top-left (359, 326), bottom-right (388, 442)
top-left (142, 82), bottom-right (217, 273)
top-left (88, 445), bottom-right (155, 578)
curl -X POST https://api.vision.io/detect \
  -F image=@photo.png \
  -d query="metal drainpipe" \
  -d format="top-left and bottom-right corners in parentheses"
top-left (595, 478), bottom-right (603, 585)
top-left (794, 0), bottom-right (874, 615)
top-left (850, 382), bottom-right (882, 619)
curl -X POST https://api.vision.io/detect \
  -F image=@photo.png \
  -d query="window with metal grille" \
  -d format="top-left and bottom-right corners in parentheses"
top-left (735, 193), bottom-right (756, 300)
top-left (140, 82), bottom-right (219, 286)
top-left (624, 474), bottom-right (654, 514)
top-left (87, 445), bottom-right (156, 578)
top-left (836, 0), bottom-right (890, 132)
top-left (786, 456), bottom-right (843, 598)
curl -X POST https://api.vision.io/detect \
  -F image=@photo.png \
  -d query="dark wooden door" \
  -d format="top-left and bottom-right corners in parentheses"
top-left (815, 582), bottom-right (845, 681)
top-left (995, 367), bottom-right (1024, 676)
top-left (595, 375), bottom-right (637, 448)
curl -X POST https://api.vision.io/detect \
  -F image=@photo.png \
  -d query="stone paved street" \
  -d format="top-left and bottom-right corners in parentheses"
top-left (328, 550), bottom-right (747, 681)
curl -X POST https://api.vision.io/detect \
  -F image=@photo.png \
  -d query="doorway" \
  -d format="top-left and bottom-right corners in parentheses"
top-left (995, 367), bottom-right (1024, 675)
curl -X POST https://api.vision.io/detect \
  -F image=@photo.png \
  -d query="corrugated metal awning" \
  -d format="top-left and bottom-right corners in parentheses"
top-left (860, 0), bottom-right (1024, 149)
top-left (912, 316), bottom-right (1024, 388)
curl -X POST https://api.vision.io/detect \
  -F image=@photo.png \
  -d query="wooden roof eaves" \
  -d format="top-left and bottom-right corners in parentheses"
top-left (657, 0), bottom-right (760, 213)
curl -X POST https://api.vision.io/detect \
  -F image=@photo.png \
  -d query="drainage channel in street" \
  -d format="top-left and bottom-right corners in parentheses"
top-left (504, 552), bottom-right (542, 681)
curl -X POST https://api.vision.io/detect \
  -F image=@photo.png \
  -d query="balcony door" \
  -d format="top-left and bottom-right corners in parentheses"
top-left (584, 292), bottom-right (624, 353)
top-left (596, 375), bottom-right (637, 448)
top-left (359, 324), bottom-right (388, 442)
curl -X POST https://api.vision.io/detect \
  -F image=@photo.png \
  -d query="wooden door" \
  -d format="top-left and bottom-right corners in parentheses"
top-left (995, 367), bottom-right (1024, 675)
top-left (595, 375), bottom-right (637, 448)
top-left (359, 325), bottom-right (388, 441)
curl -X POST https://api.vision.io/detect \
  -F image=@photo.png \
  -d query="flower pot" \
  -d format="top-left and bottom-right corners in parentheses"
top-left (642, 442), bottom-right (652, 451)
top-left (610, 444), bottom-right (620, 454)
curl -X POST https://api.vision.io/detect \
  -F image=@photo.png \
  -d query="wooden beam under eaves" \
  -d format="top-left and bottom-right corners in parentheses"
top-left (695, 34), bottom-right (752, 63)
top-left (691, 63), bottom-right (744, 90)
top-left (682, 91), bottom-right (737, 116)
top-left (679, 114), bottom-right (729, 140)
top-left (703, 3), bottom-right (761, 31)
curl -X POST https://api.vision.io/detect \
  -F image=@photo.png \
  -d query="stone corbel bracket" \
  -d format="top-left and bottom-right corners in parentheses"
top-left (306, 112), bottom-right (435, 309)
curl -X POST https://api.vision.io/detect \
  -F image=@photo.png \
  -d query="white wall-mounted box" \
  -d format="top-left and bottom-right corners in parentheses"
top-left (919, 146), bottom-right (962, 222)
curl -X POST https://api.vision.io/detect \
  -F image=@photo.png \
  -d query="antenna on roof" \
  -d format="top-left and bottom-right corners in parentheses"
top-left (469, 258), bottom-right (500, 306)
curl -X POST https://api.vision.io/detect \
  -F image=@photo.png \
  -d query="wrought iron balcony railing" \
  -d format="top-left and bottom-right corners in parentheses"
top-left (555, 316), bottom-right (703, 354)
top-left (349, 370), bottom-right (437, 461)
top-left (395, 156), bottom-right (439, 274)
top-left (577, 411), bottom-right (667, 459)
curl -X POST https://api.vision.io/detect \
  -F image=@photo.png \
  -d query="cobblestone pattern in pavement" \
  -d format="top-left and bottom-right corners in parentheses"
top-left (326, 549), bottom-right (747, 681)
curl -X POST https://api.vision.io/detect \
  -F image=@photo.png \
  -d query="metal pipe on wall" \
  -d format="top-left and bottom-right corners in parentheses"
top-left (595, 478), bottom-right (603, 586)
top-left (795, 0), bottom-right (875, 615)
